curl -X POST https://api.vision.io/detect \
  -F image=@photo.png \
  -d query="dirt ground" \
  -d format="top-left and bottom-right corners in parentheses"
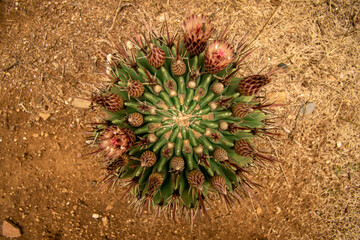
top-left (0, 0), bottom-right (359, 239)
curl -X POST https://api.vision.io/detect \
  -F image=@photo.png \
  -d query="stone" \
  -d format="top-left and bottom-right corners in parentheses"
top-left (266, 92), bottom-right (287, 104)
top-left (157, 13), bottom-right (168, 22)
top-left (2, 220), bottom-right (22, 238)
top-left (105, 203), bottom-right (114, 211)
top-left (92, 213), bottom-right (100, 219)
top-left (39, 113), bottom-right (51, 121)
top-left (102, 216), bottom-right (109, 227)
top-left (72, 97), bottom-right (91, 109)
top-left (299, 102), bottom-right (316, 115)
top-left (126, 41), bottom-right (133, 49)
top-left (275, 206), bottom-right (281, 214)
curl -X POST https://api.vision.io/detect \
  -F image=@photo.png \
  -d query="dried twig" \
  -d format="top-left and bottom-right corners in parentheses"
top-left (246, 0), bottom-right (283, 49)
top-left (107, 1), bottom-right (132, 34)
top-left (339, 118), bottom-right (360, 127)
top-left (3, 61), bottom-right (19, 72)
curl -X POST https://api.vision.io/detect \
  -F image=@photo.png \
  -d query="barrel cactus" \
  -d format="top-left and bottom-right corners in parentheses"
top-left (88, 14), bottom-right (279, 222)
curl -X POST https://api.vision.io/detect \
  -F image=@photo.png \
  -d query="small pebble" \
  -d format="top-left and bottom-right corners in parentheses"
top-left (299, 102), bottom-right (316, 115)
top-left (39, 113), bottom-right (51, 121)
top-left (102, 216), bottom-right (109, 227)
top-left (2, 220), bottom-right (22, 238)
top-left (275, 206), bottom-right (281, 214)
top-left (157, 13), bottom-right (168, 22)
top-left (126, 41), bottom-right (133, 49)
top-left (92, 213), bottom-right (100, 219)
top-left (72, 98), bottom-right (91, 109)
top-left (266, 92), bottom-right (287, 104)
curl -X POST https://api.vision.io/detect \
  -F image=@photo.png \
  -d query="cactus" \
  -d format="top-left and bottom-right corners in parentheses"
top-left (88, 14), bottom-right (280, 223)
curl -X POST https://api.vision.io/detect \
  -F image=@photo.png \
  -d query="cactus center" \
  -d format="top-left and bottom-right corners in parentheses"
top-left (173, 112), bottom-right (193, 127)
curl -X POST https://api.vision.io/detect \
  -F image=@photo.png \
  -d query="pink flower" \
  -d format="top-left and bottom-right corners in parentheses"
top-left (205, 40), bottom-right (234, 74)
top-left (183, 14), bottom-right (213, 56)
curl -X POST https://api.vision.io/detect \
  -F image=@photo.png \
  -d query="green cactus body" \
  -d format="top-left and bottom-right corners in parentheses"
top-left (90, 14), bottom-right (278, 220)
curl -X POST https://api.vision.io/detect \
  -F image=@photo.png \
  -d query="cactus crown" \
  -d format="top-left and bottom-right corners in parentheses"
top-left (89, 14), bottom-right (279, 222)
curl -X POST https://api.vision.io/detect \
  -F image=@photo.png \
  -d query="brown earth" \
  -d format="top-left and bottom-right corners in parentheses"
top-left (0, 0), bottom-right (359, 239)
